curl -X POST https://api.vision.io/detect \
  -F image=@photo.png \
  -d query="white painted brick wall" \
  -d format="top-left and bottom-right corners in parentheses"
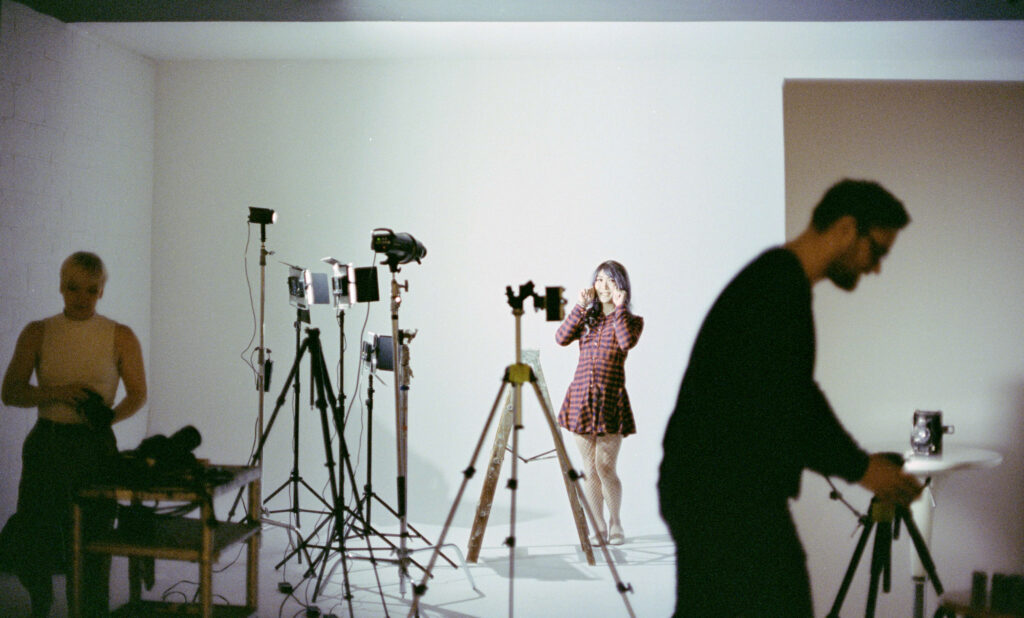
top-left (0, 0), bottom-right (155, 520)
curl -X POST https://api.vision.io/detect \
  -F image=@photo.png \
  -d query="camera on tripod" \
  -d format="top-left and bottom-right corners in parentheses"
top-left (505, 281), bottom-right (566, 321)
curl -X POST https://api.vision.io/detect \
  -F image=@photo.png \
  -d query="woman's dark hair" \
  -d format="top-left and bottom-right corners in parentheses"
top-left (583, 260), bottom-right (633, 328)
top-left (811, 179), bottom-right (910, 235)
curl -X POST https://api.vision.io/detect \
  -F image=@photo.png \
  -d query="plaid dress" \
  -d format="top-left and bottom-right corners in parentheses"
top-left (556, 303), bottom-right (644, 436)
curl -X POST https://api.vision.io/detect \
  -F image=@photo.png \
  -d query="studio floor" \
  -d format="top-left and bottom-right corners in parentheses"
top-left (0, 515), bottom-right (678, 617)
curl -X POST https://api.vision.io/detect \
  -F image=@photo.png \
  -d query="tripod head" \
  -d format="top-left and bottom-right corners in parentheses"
top-left (505, 281), bottom-right (566, 321)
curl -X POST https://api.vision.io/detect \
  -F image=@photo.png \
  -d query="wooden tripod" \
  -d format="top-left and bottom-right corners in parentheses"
top-left (465, 348), bottom-right (595, 566)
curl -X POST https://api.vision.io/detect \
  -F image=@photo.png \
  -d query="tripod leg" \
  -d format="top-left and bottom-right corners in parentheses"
top-left (529, 380), bottom-right (595, 565)
top-left (866, 516), bottom-right (893, 618)
top-left (828, 516), bottom-right (875, 618)
top-left (466, 392), bottom-right (514, 563)
top-left (406, 377), bottom-right (513, 618)
top-left (507, 381), bottom-right (522, 618)
top-left (530, 378), bottom-right (636, 618)
top-left (230, 335), bottom-right (312, 519)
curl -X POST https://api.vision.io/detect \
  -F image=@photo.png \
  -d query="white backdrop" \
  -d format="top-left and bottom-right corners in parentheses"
top-left (150, 56), bottom-right (780, 534)
top-left (142, 22), bottom-right (1024, 617)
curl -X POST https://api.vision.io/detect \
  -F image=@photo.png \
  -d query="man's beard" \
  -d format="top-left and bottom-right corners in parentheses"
top-left (826, 262), bottom-right (859, 291)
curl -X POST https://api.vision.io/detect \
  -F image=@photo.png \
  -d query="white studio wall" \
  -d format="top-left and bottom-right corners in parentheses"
top-left (146, 23), bottom-right (1024, 605)
top-left (785, 79), bottom-right (1024, 617)
top-left (149, 56), bottom-right (781, 536)
top-left (0, 0), bottom-right (154, 524)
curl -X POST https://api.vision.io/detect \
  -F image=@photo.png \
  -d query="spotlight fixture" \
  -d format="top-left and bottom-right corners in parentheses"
top-left (248, 207), bottom-right (277, 225)
top-left (371, 228), bottom-right (426, 268)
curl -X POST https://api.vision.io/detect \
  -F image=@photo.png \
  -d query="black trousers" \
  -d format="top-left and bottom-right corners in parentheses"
top-left (0, 420), bottom-right (117, 617)
top-left (660, 493), bottom-right (815, 618)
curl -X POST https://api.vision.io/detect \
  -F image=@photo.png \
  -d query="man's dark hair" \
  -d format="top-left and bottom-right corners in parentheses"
top-left (811, 179), bottom-right (910, 235)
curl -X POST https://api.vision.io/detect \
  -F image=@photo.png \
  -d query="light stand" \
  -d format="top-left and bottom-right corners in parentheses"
top-left (344, 334), bottom-right (458, 583)
top-left (247, 206), bottom-right (276, 500)
top-left (389, 267), bottom-right (414, 594)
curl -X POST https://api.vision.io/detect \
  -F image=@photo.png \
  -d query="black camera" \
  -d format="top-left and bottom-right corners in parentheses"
top-left (122, 425), bottom-right (203, 478)
top-left (910, 410), bottom-right (955, 456)
top-left (371, 228), bottom-right (427, 267)
top-left (504, 281), bottom-right (566, 321)
top-left (77, 389), bottom-right (114, 428)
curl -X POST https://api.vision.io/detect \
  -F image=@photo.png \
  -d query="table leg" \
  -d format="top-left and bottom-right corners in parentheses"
top-left (128, 499), bottom-right (142, 606)
top-left (247, 477), bottom-right (261, 610)
top-left (201, 499), bottom-right (213, 617)
top-left (909, 482), bottom-right (936, 618)
top-left (71, 501), bottom-right (83, 618)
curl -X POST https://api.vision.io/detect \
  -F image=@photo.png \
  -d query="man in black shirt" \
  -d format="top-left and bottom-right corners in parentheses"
top-left (658, 179), bottom-right (923, 616)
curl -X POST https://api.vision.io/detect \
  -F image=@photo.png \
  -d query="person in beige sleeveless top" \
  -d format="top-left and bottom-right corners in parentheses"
top-left (1, 251), bottom-right (146, 617)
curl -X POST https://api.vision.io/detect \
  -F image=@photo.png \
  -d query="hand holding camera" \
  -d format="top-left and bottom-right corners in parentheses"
top-left (76, 389), bottom-right (115, 429)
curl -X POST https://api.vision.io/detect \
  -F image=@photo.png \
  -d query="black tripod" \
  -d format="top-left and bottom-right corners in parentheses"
top-left (261, 308), bottom-right (331, 528)
top-left (828, 497), bottom-right (944, 618)
top-left (249, 327), bottom-right (388, 613)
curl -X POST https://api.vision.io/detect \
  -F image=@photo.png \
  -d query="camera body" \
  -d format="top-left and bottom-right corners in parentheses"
top-left (504, 281), bottom-right (566, 321)
top-left (910, 410), bottom-right (955, 456)
top-left (77, 389), bottom-right (114, 428)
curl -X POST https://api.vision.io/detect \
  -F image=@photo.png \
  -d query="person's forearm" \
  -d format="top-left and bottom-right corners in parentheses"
top-left (112, 391), bottom-right (146, 423)
top-left (2, 382), bottom-right (55, 408)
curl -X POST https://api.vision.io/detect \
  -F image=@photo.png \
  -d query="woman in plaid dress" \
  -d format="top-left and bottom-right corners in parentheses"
top-left (556, 260), bottom-right (643, 545)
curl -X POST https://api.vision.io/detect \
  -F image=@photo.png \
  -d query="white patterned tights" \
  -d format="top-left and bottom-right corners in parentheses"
top-left (573, 433), bottom-right (623, 537)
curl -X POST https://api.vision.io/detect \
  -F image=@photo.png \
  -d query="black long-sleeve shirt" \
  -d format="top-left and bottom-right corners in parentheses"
top-left (659, 248), bottom-right (869, 510)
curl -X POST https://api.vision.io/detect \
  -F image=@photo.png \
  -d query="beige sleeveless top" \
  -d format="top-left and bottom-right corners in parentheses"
top-left (37, 313), bottom-right (118, 424)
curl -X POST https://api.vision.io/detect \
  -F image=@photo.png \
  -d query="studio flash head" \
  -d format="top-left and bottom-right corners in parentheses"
top-left (322, 257), bottom-right (381, 309)
top-left (248, 207), bottom-right (276, 225)
top-left (910, 410), bottom-right (955, 456)
top-left (361, 331), bottom-right (395, 372)
top-left (371, 228), bottom-right (427, 268)
top-left (286, 264), bottom-right (330, 310)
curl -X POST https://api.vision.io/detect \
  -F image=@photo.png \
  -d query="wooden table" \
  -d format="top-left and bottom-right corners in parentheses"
top-left (71, 464), bottom-right (261, 617)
